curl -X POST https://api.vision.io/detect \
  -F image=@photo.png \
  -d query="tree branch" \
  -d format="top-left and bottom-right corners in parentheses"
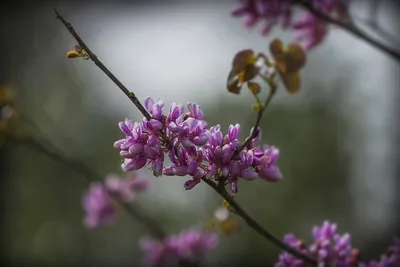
top-left (297, 0), bottom-right (400, 62)
top-left (348, 1), bottom-right (400, 47)
top-left (52, 8), bottom-right (152, 121)
top-left (201, 178), bottom-right (318, 266)
top-left (6, 133), bottom-right (166, 239)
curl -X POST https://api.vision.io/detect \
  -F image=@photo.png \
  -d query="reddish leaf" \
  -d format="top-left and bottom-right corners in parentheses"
top-left (247, 81), bottom-right (261, 95)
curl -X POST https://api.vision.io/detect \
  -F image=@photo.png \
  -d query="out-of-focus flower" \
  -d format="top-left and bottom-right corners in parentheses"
top-left (82, 171), bottom-right (149, 228)
top-left (105, 172), bottom-right (150, 202)
top-left (276, 221), bottom-right (400, 267)
top-left (292, 12), bottom-right (328, 51)
top-left (82, 182), bottom-right (116, 229)
top-left (275, 221), bottom-right (359, 267)
top-left (140, 227), bottom-right (218, 267)
top-left (115, 97), bottom-right (283, 194)
top-left (231, 0), bottom-right (352, 51)
top-left (232, 0), bottom-right (292, 36)
top-left (359, 236), bottom-right (400, 267)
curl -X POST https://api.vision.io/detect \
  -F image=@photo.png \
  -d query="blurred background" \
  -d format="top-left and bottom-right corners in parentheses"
top-left (1, 0), bottom-right (400, 266)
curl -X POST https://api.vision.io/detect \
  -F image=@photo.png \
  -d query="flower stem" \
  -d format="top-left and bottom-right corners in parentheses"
top-left (232, 80), bottom-right (277, 159)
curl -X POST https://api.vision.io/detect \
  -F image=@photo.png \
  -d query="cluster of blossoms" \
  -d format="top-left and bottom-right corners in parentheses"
top-left (276, 221), bottom-right (400, 267)
top-left (140, 228), bottom-right (218, 267)
top-left (82, 172), bottom-right (149, 228)
top-left (359, 236), bottom-right (400, 267)
top-left (114, 97), bottom-right (283, 193)
top-left (232, 0), bottom-right (350, 50)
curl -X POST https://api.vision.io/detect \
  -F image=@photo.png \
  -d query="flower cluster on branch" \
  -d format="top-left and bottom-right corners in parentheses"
top-left (276, 221), bottom-right (400, 267)
top-left (114, 97), bottom-right (282, 194)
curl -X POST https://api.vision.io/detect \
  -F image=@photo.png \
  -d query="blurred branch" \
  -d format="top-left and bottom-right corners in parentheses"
top-left (6, 132), bottom-right (166, 239)
top-left (7, 131), bottom-right (207, 267)
top-left (348, 1), bottom-right (400, 47)
top-left (201, 178), bottom-right (319, 266)
top-left (297, 0), bottom-right (400, 62)
top-left (52, 8), bottom-right (152, 121)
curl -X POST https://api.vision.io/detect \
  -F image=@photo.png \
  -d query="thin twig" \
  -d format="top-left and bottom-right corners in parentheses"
top-left (52, 8), bottom-right (152, 121)
top-left (210, 80), bottom-right (317, 265)
top-left (232, 82), bottom-right (277, 159)
top-left (201, 178), bottom-right (318, 266)
top-left (297, 0), bottom-right (400, 62)
top-left (6, 133), bottom-right (166, 239)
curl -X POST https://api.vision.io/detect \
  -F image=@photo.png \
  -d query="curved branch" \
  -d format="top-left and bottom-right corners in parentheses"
top-left (202, 178), bottom-right (318, 266)
top-left (348, 7), bottom-right (400, 47)
top-left (52, 8), bottom-right (152, 120)
top-left (6, 133), bottom-right (166, 239)
top-left (297, 0), bottom-right (400, 62)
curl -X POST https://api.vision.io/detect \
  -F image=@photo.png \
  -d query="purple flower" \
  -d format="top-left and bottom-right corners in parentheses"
top-left (82, 172), bottom-right (150, 229)
top-left (275, 221), bottom-right (359, 267)
top-left (82, 183), bottom-right (116, 229)
top-left (256, 145), bottom-right (283, 182)
top-left (115, 97), bottom-right (284, 193)
top-left (292, 12), bottom-right (328, 51)
top-left (314, 0), bottom-right (351, 17)
top-left (232, 0), bottom-right (292, 35)
top-left (276, 222), bottom-right (400, 267)
top-left (231, 0), bottom-right (352, 50)
top-left (140, 228), bottom-right (218, 267)
top-left (105, 172), bottom-right (150, 202)
top-left (359, 236), bottom-right (400, 267)
top-left (276, 234), bottom-right (308, 267)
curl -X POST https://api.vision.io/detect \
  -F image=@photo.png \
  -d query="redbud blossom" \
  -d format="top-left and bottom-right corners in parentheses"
top-left (139, 228), bottom-right (218, 267)
top-left (115, 97), bottom-right (283, 193)
top-left (231, 0), bottom-right (351, 50)
top-left (276, 221), bottom-right (399, 267)
top-left (359, 236), bottom-right (400, 267)
top-left (82, 172), bottom-right (149, 228)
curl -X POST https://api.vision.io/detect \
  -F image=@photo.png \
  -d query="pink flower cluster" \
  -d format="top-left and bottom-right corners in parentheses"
top-left (276, 221), bottom-right (400, 267)
top-left (82, 172), bottom-right (150, 228)
top-left (232, 0), bottom-right (350, 50)
top-left (114, 97), bottom-right (283, 193)
top-left (276, 221), bottom-right (359, 267)
top-left (359, 236), bottom-right (400, 267)
top-left (139, 228), bottom-right (218, 267)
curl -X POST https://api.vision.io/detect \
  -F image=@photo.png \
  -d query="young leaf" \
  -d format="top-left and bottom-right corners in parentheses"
top-left (269, 39), bottom-right (306, 94)
top-left (247, 81), bottom-right (261, 95)
top-left (227, 49), bottom-right (259, 94)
